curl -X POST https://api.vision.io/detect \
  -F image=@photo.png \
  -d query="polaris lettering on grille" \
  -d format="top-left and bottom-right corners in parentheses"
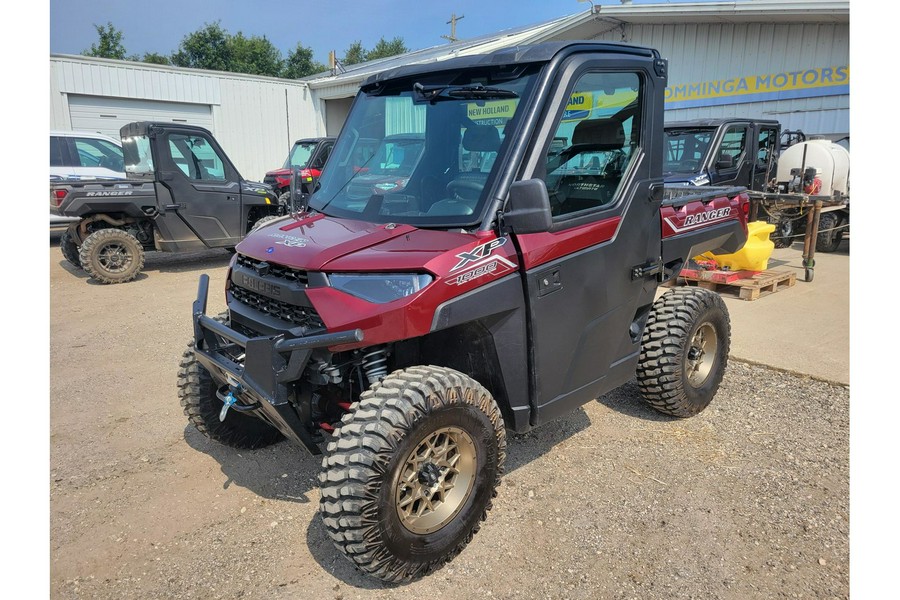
top-left (237, 273), bottom-right (282, 297)
top-left (84, 191), bottom-right (134, 197)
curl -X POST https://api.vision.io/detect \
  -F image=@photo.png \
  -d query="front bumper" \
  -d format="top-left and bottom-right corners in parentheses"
top-left (191, 274), bottom-right (363, 453)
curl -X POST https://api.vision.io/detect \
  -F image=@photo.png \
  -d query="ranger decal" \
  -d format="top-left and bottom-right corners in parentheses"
top-left (664, 207), bottom-right (733, 233)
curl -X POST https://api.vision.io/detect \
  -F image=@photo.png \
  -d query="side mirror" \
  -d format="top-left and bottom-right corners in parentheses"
top-left (715, 154), bottom-right (735, 170)
top-left (503, 179), bottom-right (552, 234)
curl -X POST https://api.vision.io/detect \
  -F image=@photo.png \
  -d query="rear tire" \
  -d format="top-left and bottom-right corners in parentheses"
top-left (636, 287), bottom-right (731, 417)
top-left (773, 216), bottom-right (793, 248)
top-left (79, 228), bottom-right (145, 284)
top-left (177, 323), bottom-right (283, 449)
top-left (319, 366), bottom-right (506, 583)
top-left (60, 231), bottom-right (81, 269)
top-left (815, 212), bottom-right (843, 252)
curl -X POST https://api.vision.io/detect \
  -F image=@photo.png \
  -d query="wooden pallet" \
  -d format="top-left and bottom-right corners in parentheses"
top-left (679, 269), bottom-right (797, 301)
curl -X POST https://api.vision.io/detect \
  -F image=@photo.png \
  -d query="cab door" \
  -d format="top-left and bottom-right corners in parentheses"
top-left (708, 123), bottom-right (751, 186)
top-left (157, 130), bottom-right (244, 247)
top-left (511, 59), bottom-right (664, 425)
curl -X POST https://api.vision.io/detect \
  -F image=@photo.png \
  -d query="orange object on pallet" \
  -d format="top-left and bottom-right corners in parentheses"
top-left (678, 268), bottom-right (758, 284)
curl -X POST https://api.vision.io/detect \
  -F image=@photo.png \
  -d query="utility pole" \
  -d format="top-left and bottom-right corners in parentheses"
top-left (441, 13), bottom-right (464, 43)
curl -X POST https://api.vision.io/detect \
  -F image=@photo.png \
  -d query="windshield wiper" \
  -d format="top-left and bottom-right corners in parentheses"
top-left (413, 82), bottom-right (518, 104)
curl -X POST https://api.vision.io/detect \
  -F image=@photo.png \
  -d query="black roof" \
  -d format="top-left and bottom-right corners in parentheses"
top-left (360, 41), bottom-right (659, 90)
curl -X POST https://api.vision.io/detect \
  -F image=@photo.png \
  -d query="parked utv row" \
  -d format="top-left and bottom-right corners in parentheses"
top-left (662, 118), bottom-right (849, 252)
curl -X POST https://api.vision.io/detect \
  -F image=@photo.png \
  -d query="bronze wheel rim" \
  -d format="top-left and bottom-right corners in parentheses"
top-left (396, 426), bottom-right (477, 535)
top-left (686, 322), bottom-right (718, 387)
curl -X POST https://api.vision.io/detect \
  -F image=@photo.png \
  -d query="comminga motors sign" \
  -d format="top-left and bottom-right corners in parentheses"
top-left (664, 65), bottom-right (849, 109)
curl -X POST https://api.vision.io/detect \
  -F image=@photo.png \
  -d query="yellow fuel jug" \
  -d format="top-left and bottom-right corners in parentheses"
top-left (697, 221), bottom-right (776, 272)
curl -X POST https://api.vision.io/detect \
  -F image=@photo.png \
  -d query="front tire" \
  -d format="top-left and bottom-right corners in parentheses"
top-left (251, 215), bottom-right (280, 231)
top-left (60, 230), bottom-right (82, 269)
top-left (636, 288), bottom-right (731, 417)
top-left (78, 228), bottom-right (145, 284)
top-left (319, 366), bottom-right (506, 583)
top-left (177, 334), bottom-right (283, 450)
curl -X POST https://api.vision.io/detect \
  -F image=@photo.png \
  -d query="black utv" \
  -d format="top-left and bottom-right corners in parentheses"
top-left (50, 122), bottom-right (286, 284)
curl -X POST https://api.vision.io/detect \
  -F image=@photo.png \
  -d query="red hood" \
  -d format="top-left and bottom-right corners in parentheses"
top-left (265, 167), bottom-right (292, 178)
top-left (235, 213), bottom-right (474, 272)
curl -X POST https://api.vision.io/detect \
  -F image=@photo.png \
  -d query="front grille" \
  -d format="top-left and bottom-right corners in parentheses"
top-left (263, 175), bottom-right (278, 187)
top-left (237, 255), bottom-right (309, 286)
top-left (230, 286), bottom-right (325, 330)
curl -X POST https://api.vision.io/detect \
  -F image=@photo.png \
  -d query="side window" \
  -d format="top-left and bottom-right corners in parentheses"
top-left (757, 127), bottom-right (778, 167)
top-left (167, 134), bottom-right (226, 181)
top-left (313, 142), bottom-right (334, 169)
top-left (73, 138), bottom-right (124, 170)
top-left (541, 71), bottom-right (641, 218)
top-left (50, 137), bottom-right (65, 167)
top-left (719, 126), bottom-right (748, 166)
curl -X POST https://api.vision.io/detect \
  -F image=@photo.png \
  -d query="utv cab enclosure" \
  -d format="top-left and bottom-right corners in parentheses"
top-left (263, 137), bottom-right (336, 202)
top-left (664, 118), bottom-right (781, 191)
top-left (183, 41), bottom-right (749, 583)
top-left (50, 122), bottom-right (284, 283)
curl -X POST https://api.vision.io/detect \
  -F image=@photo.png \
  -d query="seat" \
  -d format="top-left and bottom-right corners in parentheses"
top-left (552, 119), bottom-right (627, 214)
top-left (446, 125), bottom-right (502, 202)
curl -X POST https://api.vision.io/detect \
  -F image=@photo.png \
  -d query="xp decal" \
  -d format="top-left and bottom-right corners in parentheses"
top-left (446, 237), bottom-right (516, 286)
top-left (451, 237), bottom-right (510, 272)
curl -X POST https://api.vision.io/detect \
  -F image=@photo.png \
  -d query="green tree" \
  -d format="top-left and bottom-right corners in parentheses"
top-left (342, 41), bottom-right (366, 66)
top-left (140, 52), bottom-right (170, 65)
top-left (171, 22), bottom-right (231, 71)
top-left (366, 36), bottom-right (408, 61)
top-left (283, 42), bottom-right (327, 79)
top-left (83, 22), bottom-right (127, 60)
top-left (228, 32), bottom-right (283, 76)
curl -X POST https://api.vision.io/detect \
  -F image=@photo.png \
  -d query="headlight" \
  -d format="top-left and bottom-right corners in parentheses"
top-left (328, 273), bottom-right (433, 303)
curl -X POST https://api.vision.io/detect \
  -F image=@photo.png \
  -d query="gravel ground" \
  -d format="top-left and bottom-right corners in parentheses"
top-left (49, 245), bottom-right (849, 599)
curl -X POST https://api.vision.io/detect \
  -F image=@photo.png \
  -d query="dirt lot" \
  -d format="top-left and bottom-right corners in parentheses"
top-left (49, 243), bottom-right (849, 599)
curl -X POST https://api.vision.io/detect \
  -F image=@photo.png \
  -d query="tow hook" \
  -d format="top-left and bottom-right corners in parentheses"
top-left (215, 379), bottom-right (262, 421)
top-left (219, 386), bottom-right (240, 422)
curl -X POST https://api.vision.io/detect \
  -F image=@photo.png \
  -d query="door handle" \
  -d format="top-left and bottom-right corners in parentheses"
top-left (165, 203), bottom-right (186, 211)
top-left (537, 269), bottom-right (562, 297)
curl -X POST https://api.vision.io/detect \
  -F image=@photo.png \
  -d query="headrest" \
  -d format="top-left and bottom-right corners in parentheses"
top-left (463, 125), bottom-right (501, 152)
top-left (572, 119), bottom-right (625, 150)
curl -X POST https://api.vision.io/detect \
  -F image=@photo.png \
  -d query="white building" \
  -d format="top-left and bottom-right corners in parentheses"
top-left (49, 1), bottom-right (849, 179)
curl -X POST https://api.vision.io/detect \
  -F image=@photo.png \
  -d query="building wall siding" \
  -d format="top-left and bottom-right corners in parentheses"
top-left (50, 56), bottom-right (320, 181)
top-left (590, 21), bottom-right (849, 136)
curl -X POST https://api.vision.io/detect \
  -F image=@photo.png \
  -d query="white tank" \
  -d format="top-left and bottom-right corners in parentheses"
top-left (776, 140), bottom-right (850, 197)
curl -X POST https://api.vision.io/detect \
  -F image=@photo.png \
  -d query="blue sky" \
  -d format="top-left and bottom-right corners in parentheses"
top-left (49, 0), bottom-right (722, 64)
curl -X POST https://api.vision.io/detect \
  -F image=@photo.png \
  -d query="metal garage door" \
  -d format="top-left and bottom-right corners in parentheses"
top-left (68, 95), bottom-right (214, 139)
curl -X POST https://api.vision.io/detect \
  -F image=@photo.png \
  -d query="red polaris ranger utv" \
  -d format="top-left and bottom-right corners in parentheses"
top-left (181, 41), bottom-right (749, 582)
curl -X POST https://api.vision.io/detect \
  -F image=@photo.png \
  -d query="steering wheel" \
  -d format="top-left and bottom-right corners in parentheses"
top-left (446, 179), bottom-right (484, 201)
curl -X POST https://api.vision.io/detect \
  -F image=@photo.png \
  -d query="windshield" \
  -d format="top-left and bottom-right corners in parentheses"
top-left (308, 65), bottom-right (541, 227)
top-left (284, 142), bottom-right (317, 169)
top-left (663, 128), bottom-right (715, 173)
